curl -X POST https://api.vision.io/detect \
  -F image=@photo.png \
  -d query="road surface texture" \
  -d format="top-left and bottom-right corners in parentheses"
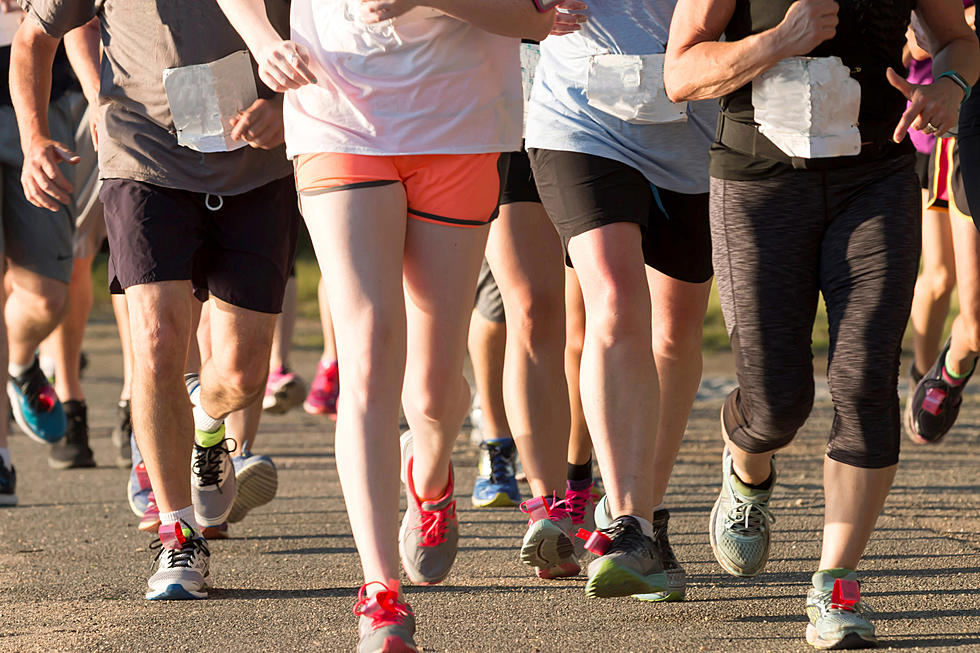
top-left (1, 321), bottom-right (978, 652)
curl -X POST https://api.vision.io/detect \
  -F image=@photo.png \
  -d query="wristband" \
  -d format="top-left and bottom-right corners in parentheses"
top-left (531, 0), bottom-right (561, 11)
top-left (936, 70), bottom-right (972, 104)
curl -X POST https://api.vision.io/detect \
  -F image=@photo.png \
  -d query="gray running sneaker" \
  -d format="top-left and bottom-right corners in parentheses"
top-left (228, 450), bottom-right (278, 523)
top-left (805, 570), bottom-right (877, 650)
top-left (398, 431), bottom-right (458, 585)
top-left (519, 496), bottom-right (580, 579)
top-left (709, 448), bottom-right (775, 577)
top-left (191, 428), bottom-right (236, 527)
top-left (146, 522), bottom-right (211, 600)
top-left (354, 583), bottom-right (418, 653)
top-left (585, 516), bottom-right (667, 598)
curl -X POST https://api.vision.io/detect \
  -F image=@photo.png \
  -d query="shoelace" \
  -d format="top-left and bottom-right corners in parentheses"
top-left (14, 365), bottom-right (56, 413)
top-left (520, 493), bottom-right (571, 523)
top-left (192, 438), bottom-right (236, 488)
top-left (725, 490), bottom-right (776, 535)
top-left (418, 501), bottom-right (455, 547)
top-left (564, 486), bottom-right (591, 525)
top-left (353, 582), bottom-right (413, 628)
top-left (149, 531), bottom-right (210, 569)
top-left (811, 589), bottom-right (869, 614)
top-left (480, 441), bottom-right (515, 484)
top-left (596, 517), bottom-right (647, 553)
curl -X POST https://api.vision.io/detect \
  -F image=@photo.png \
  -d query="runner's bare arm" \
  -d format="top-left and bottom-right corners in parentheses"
top-left (63, 18), bottom-right (101, 150)
top-left (9, 16), bottom-right (79, 211)
top-left (214, 0), bottom-right (316, 92)
top-left (664, 0), bottom-right (838, 102)
top-left (888, 0), bottom-right (980, 142)
top-left (361, 0), bottom-right (556, 40)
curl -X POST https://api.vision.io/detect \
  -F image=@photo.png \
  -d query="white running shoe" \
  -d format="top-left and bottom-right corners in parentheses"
top-left (146, 523), bottom-right (212, 600)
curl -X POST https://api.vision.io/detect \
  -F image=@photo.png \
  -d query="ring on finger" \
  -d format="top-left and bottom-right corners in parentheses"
top-left (287, 52), bottom-right (299, 65)
top-left (925, 122), bottom-right (940, 134)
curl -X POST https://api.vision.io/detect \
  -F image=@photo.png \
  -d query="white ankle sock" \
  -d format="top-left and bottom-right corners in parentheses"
top-left (160, 505), bottom-right (198, 530)
top-left (0, 447), bottom-right (10, 469)
top-left (8, 360), bottom-right (32, 378)
top-left (652, 503), bottom-right (665, 513)
top-left (192, 404), bottom-right (223, 434)
top-left (633, 515), bottom-right (655, 539)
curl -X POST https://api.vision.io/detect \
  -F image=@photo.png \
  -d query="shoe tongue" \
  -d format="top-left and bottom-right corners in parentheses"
top-left (420, 489), bottom-right (453, 511)
top-left (812, 568), bottom-right (856, 591)
top-left (195, 425), bottom-right (226, 448)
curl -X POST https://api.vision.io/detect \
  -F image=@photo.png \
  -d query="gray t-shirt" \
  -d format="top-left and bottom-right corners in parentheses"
top-left (524, 0), bottom-right (717, 194)
top-left (21, 0), bottom-right (292, 195)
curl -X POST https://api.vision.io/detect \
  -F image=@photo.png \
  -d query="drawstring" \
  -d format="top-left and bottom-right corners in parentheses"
top-left (204, 194), bottom-right (224, 211)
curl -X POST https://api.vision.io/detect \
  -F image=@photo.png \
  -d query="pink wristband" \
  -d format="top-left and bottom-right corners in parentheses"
top-left (531, 0), bottom-right (560, 11)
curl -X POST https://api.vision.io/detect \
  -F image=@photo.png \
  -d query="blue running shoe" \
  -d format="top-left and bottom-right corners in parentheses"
top-left (7, 357), bottom-right (66, 444)
top-left (471, 438), bottom-right (520, 507)
top-left (0, 461), bottom-right (16, 507)
top-left (228, 450), bottom-right (278, 523)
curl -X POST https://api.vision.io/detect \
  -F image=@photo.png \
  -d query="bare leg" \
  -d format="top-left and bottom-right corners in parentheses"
top-left (568, 223), bottom-right (657, 520)
top-left (226, 399), bottom-right (263, 454)
top-left (910, 197), bottom-right (956, 374)
top-left (6, 264), bottom-right (68, 370)
top-left (564, 267), bottom-right (591, 467)
top-left (819, 460), bottom-right (897, 570)
top-left (43, 255), bottom-right (95, 402)
top-left (944, 214), bottom-right (980, 375)
top-left (270, 276), bottom-right (298, 371)
top-left (485, 202), bottom-right (568, 498)
top-left (467, 309), bottom-right (511, 440)
top-left (318, 276), bottom-right (338, 364)
top-left (112, 293), bottom-right (134, 401)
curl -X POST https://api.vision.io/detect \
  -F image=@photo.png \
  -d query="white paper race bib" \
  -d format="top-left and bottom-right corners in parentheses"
top-left (752, 56), bottom-right (861, 159)
top-left (162, 51), bottom-right (258, 153)
top-left (586, 53), bottom-right (687, 125)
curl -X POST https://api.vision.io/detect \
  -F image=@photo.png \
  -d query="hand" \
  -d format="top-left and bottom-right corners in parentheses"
top-left (0, 0), bottom-right (23, 14)
top-left (887, 67), bottom-right (964, 142)
top-left (550, 0), bottom-right (587, 36)
top-left (775, 0), bottom-right (838, 57)
top-left (21, 139), bottom-right (80, 212)
top-left (255, 40), bottom-right (317, 92)
top-left (966, 5), bottom-right (976, 31)
top-left (230, 97), bottom-right (285, 150)
top-left (359, 0), bottom-right (419, 23)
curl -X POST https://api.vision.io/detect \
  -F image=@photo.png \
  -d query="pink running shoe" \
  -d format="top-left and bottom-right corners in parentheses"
top-left (304, 359), bottom-right (339, 418)
top-left (354, 582), bottom-right (418, 653)
top-left (262, 366), bottom-right (307, 415)
top-left (139, 492), bottom-right (161, 533)
top-left (519, 495), bottom-right (581, 579)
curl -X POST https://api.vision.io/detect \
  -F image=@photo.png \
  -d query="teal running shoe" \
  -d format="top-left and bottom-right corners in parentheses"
top-left (805, 570), bottom-right (877, 649)
top-left (471, 438), bottom-right (520, 507)
top-left (7, 357), bottom-right (65, 444)
top-left (709, 448), bottom-right (776, 577)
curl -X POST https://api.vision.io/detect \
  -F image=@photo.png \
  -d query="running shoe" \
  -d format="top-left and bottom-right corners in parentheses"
top-left (304, 359), bottom-right (339, 417)
top-left (584, 516), bottom-right (667, 598)
top-left (228, 450), bottom-right (278, 523)
top-left (128, 437), bottom-right (151, 516)
top-left (906, 337), bottom-right (976, 444)
top-left (592, 497), bottom-right (684, 600)
top-left (7, 357), bottom-right (66, 444)
top-left (354, 582), bottom-right (418, 653)
top-left (520, 495), bottom-right (580, 579)
top-left (0, 461), bottom-right (16, 507)
top-left (709, 448), bottom-right (776, 578)
top-left (110, 399), bottom-right (133, 468)
top-left (139, 493), bottom-right (161, 532)
top-left (201, 522), bottom-right (229, 540)
top-left (471, 438), bottom-right (520, 507)
top-left (805, 570), bottom-right (877, 650)
top-left (564, 480), bottom-right (595, 558)
top-left (191, 429), bottom-right (237, 527)
top-left (47, 400), bottom-right (96, 469)
top-left (146, 522), bottom-right (212, 600)
top-left (467, 392), bottom-right (485, 446)
top-left (262, 366), bottom-right (307, 415)
top-left (398, 431), bottom-right (458, 585)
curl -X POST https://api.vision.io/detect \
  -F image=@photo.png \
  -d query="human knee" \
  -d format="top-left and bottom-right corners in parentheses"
top-left (212, 355), bottom-right (269, 402)
top-left (404, 374), bottom-right (469, 426)
top-left (130, 317), bottom-right (189, 379)
top-left (723, 384), bottom-right (812, 453)
top-left (920, 265), bottom-right (955, 302)
top-left (587, 283), bottom-right (651, 348)
top-left (504, 285), bottom-right (565, 349)
top-left (19, 281), bottom-right (69, 324)
top-left (654, 320), bottom-right (704, 364)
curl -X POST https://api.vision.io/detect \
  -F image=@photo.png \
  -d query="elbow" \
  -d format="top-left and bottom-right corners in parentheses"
top-left (663, 70), bottom-right (690, 103)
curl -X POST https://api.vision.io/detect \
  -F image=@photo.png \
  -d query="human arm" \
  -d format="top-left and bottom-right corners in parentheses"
top-left (359, 0), bottom-right (556, 41)
top-left (229, 95), bottom-right (285, 150)
top-left (887, 0), bottom-right (980, 141)
top-left (63, 17), bottom-right (100, 149)
top-left (10, 16), bottom-right (79, 210)
top-left (664, 0), bottom-right (838, 102)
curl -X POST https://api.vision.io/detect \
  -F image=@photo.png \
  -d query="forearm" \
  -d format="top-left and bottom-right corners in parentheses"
top-left (63, 18), bottom-right (100, 104)
top-left (215, 0), bottom-right (283, 56)
top-left (10, 17), bottom-right (59, 153)
top-left (932, 35), bottom-right (980, 88)
top-left (426, 0), bottom-right (554, 41)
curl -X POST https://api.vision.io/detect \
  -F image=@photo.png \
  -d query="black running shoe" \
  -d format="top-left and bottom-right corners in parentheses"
top-left (111, 399), bottom-right (133, 468)
top-left (635, 508), bottom-right (686, 602)
top-left (48, 400), bottom-right (96, 469)
top-left (907, 337), bottom-right (976, 444)
top-left (585, 515), bottom-right (668, 598)
top-left (0, 461), bottom-right (16, 506)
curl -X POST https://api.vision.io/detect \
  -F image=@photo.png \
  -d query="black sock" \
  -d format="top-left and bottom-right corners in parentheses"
top-left (567, 457), bottom-right (592, 482)
top-left (735, 469), bottom-right (774, 491)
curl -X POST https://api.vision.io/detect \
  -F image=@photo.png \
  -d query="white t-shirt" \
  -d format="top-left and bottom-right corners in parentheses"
top-left (286, 2), bottom-right (523, 157)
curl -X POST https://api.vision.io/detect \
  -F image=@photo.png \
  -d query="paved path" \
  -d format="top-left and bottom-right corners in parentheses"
top-left (1, 321), bottom-right (979, 652)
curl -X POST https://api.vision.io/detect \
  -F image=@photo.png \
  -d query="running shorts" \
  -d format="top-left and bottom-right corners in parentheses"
top-left (500, 145), bottom-right (540, 206)
top-left (926, 136), bottom-right (972, 221)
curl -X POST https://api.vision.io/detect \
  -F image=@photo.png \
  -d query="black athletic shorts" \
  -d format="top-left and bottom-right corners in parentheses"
top-left (529, 148), bottom-right (712, 282)
top-left (915, 151), bottom-right (930, 189)
top-left (500, 145), bottom-right (540, 206)
top-left (101, 175), bottom-right (300, 314)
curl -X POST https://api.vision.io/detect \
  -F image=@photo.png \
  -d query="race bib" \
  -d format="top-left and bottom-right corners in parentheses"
top-left (586, 54), bottom-right (687, 125)
top-left (752, 56), bottom-right (861, 159)
top-left (162, 51), bottom-right (258, 153)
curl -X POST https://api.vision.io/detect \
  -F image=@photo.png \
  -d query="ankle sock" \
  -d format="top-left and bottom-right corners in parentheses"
top-left (942, 357), bottom-right (975, 385)
top-left (567, 477), bottom-right (592, 492)
top-left (0, 447), bottom-right (10, 469)
top-left (194, 418), bottom-right (225, 447)
top-left (633, 515), bottom-right (655, 539)
top-left (159, 505), bottom-right (198, 531)
top-left (567, 456), bottom-right (592, 482)
top-left (8, 359), bottom-right (33, 378)
top-left (193, 404), bottom-right (224, 436)
top-left (734, 469), bottom-right (774, 491)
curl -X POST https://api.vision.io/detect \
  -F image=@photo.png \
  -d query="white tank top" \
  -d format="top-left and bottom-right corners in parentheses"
top-left (286, 1), bottom-right (523, 157)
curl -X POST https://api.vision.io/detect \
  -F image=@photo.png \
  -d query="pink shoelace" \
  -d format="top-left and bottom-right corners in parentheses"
top-left (418, 500), bottom-right (455, 547)
top-left (520, 493), bottom-right (571, 524)
top-left (354, 582), bottom-right (413, 627)
top-left (564, 485), bottom-right (593, 526)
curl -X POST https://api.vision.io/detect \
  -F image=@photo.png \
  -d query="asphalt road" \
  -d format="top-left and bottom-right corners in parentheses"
top-left (1, 321), bottom-right (978, 652)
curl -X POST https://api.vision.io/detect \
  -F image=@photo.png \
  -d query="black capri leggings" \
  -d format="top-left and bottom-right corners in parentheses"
top-left (711, 154), bottom-right (920, 468)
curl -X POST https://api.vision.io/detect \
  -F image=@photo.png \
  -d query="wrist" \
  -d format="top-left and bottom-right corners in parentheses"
top-left (935, 70), bottom-right (971, 103)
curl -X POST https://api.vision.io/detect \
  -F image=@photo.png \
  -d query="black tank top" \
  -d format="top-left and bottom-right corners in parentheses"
top-left (710, 0), bottom-right (916, 180)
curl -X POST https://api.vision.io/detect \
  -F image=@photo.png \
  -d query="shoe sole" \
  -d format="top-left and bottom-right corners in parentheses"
top-left (303, 399), bottom-right (337, 420)
top-left (364, 635), bottom-right (418, 653)
top-left (520, 520), bottom-right (580, 579)
top-left (585, 558), bottom-right (668, 598)
top-left (139, 516), bottom-right (161, 532)
top-left (7, 383), bottom-right (64, 445)
top-left (202, 525), bottom-right (229, 539)
top-left (145, 579), bottom-right (210, 601)
top-left (471, 491), bottom-right (517, 508)
top-left (228, 460), bottom-right (278, 523)
top-left (633, 569), bottom-right (687, 602)
top-left (0, 494), bottom-right (17, 506)
top-left (263, 379), bottom-right (306, 415)
top-left (806, 624), bottom-right (878, 650)
top-left (47, 454), bottom-right (96, 470)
